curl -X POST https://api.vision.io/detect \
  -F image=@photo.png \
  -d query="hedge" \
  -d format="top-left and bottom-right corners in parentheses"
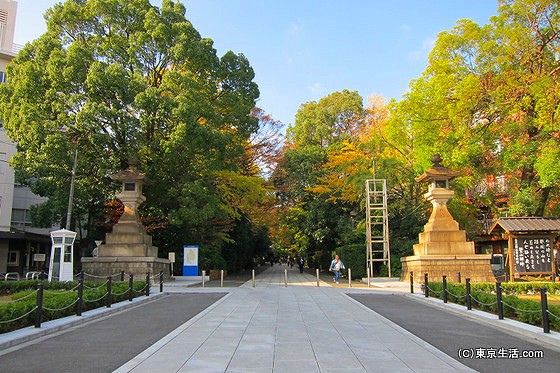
top-left (0, 280), bottom-right (146, 334)
top-left (425, 281), bottom-right (560, 330)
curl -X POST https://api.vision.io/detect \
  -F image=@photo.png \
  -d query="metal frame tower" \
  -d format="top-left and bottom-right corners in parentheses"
top-left (365, 178), bottom-right (391, 277)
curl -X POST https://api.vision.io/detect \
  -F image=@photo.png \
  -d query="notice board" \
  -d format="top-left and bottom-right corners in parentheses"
top-left (512, 236), bottom-right (553, 274)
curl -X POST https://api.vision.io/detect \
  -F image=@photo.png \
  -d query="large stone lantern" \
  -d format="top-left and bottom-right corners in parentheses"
top-left (81, 164), bottom-right (169, 278)
top-left (400, 155), bottom-right (493, 283)
top-left (414, 154), bottom-right (465, 252)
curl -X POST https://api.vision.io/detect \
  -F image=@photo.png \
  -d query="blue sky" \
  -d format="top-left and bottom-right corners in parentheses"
top-left (15, 1), bottom-right (499, 126)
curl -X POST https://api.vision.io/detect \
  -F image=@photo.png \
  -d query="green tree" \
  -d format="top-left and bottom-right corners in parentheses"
top-left (0, 0), bottom-right (264, 267)
top-left (394, 0), bottom-right (560, 218)
top-left (286, 89), bottom-right (364, 147)
top-left (273, 90), bottom-right (366, 266)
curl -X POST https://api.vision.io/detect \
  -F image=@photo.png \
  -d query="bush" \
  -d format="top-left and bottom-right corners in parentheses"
top-left (446, 283), bottom-right (467, 305)
top-left (0, 280), bottom-right (147, 334)
top-left (549, 304), bottom-right (560, 330)
top-left (425, 280), bottom-right (560, 331)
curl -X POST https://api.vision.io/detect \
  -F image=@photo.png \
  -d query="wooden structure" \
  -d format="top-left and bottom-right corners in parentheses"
top-left (489, 217), bottom-right (559, 280)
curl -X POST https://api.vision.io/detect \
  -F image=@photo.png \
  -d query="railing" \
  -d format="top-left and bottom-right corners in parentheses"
top-left (2, 272), bottom-right (20, 281)
top-left (417, 272), bottom-right (560, 334)
top-left (0, 271), bottom-right (165, 332)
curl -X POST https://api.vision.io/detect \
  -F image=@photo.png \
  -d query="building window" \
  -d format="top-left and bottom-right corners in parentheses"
top-left (0, 71), bottom-right (6, 83)
top-left (0, 10), bottom-right (6, 51)
top-left (7, 250), bottom-right (19, 265)
top-left (11, 208), bottom-right (32, 226)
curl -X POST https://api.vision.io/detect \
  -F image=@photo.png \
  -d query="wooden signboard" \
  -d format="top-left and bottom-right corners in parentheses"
top-left (512, 235), bottom-right (554, 274)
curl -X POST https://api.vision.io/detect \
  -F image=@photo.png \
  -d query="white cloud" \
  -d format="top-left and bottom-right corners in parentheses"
top-left (288, 22), bottom-right (303, 36)
top-left (408, 37), bottom-right (436, 61)
top-left (308, 82), bottom-right (323, 94)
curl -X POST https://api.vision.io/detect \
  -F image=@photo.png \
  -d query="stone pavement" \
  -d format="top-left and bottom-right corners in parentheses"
top-left (115, 265), bottom-right (475, 372)
top-left (1, 264), bottom-right (559, 372)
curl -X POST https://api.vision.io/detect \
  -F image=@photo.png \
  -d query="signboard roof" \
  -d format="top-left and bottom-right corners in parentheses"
top-left (489, 217), bottom-right (560, 234)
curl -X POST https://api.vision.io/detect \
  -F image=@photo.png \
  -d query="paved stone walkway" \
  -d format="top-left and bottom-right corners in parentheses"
top-left (1, 264), bottom-right (559, 372)
top-left (116, 266), bottom-right (474, 372)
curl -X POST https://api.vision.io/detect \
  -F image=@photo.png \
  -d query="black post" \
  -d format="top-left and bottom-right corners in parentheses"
top-left (409, 271), bottom-right (414, 294)
top-left (466, 278), bottom-right (472, 310)
top-left (79, 271), bottom-right (84, 281)
top-left (424, 273), bottom-right (429, 298)
top-left (443, 275), bottom-right (448, 303)
top-left (159, 271), bottom-right (164, 293)
top-left (76, 278), bottom-right (84, 316)
top-left (146, 272), bottom-right (150, 296)
top-left (35, 283), bottom-right (44, 328)
top-left (128, 274), bottom-right (134, 302)
top-left (106, 276), bottom-right (112, 308)
top-left (457, 272), bottom-right (461, 283)
top-left (496, 281), bottom-right (503, 320)
top-left (540, 288), bottom-right (550, 333)
top-left (120, 271), bottom-right (125, 282)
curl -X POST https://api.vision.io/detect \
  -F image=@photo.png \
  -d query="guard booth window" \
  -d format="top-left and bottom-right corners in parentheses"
top-left (63, 245), bottom-right (72, 262)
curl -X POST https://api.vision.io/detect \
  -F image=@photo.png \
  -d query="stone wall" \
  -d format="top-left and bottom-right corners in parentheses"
top-left (82, 256), bottom-right (170, 280)
top-left (401, 254), bottom-right (494, 283)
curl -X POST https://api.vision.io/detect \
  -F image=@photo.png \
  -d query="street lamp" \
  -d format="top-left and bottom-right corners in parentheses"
top-left (48, 127), bottom-right (79, 281)
top-left (65, 146), bottom-right (78, 229)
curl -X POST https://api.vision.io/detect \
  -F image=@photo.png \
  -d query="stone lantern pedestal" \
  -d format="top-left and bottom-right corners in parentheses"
top-left (82, 165), bottom-right (170, 278)
top-left (400, 155), bottom-right (494, 283)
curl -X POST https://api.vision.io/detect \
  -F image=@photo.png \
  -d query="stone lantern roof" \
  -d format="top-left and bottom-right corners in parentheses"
top-left (415, 154), bottom-right (460, 183)
top-left (109, 165), bottom-right (147, 183)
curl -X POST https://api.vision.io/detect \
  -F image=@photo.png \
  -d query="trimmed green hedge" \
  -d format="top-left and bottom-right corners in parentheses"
top-left (0, 280), bottom-right (74, 294)
top-left (425, 281), bottom-right (560, 330)
top-left (0, 280), bottom-right (146, 334)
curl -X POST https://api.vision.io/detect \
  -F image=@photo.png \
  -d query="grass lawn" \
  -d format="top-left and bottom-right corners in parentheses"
top-left (518, 294), bottom-right (560, 306)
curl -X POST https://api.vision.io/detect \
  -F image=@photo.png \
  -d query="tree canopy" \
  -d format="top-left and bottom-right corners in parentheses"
top-left (0, 0), bottom-right (271, 272)
top-left (2, 0), bottom-right (558, 277)
top-left (271, 0), bottom-right (560, 277)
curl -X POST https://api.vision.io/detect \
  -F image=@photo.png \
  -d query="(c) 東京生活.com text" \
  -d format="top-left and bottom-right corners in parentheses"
top-left (458, 347), bottom-right (544, 359)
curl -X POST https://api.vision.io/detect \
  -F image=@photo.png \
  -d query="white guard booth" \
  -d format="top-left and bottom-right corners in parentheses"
top-left (48, 228), bottom-right (77, 282)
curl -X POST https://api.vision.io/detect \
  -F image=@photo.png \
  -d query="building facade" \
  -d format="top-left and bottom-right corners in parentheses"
top-left (0, 1), bottom-right (53, 277)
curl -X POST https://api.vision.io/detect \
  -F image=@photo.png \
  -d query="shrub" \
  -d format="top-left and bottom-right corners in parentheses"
top-left (446, 283), bottom-right (467, 305)
top-left (0, 280), bottom-right (146, 334)
top-left (548, 304), bottom-right (560, 330)
top-left (425, 280), bottom-right (560, 331)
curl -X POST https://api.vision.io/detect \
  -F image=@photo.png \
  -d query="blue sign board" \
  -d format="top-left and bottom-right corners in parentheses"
top-left (183, 245), bottom-right (199, 276)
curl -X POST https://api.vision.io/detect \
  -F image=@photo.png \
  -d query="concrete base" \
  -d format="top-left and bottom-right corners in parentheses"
top-left (400, 254), bottom-right (494, 283)
top-left (81, 256), bottom-right (171, 280)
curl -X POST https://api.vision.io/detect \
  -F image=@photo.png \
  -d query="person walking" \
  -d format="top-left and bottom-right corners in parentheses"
top-left (298, 257), bottom-right (304, 273)
top-left (329, 254), bottom-right (345, 284)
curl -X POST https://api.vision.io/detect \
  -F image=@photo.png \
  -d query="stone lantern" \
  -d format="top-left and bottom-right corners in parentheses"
top-left (110, 165), bottom-right (146, 225)
top-left (415, 154), bottom-right (461, 233)
top-left (81, 163), bottom-right (169, 278)
top-left (400, 154), bottom-right (493, 283)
